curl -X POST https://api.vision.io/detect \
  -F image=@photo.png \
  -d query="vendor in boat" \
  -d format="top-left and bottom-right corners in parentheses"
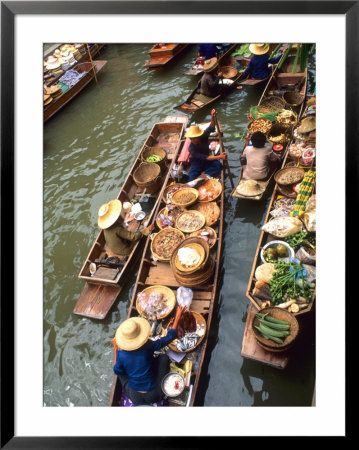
top-left (186, 108), bottom-right (227, 181)
top-left (98, 199), bottom-right (154, 256)
top-left (241, 131), bottom-right (281, 180)
top-left (238, 43), bottom-right (282, 81)
top-left (199, 57), bottom-right (224, 97)
top-left (112, 308), bottom-right (183, 405)
top-left (198, 43), bottom-right (218, 60)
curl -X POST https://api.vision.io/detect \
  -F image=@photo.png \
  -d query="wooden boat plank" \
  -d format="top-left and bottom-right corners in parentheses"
top-left (145, 44), bottom-right (189, 69)
top-left (73, 282), bottom-right (121, 320)
top-left (241, 304), bottom-right (290, 369)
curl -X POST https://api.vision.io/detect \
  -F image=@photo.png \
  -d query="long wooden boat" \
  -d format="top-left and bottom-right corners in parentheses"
top-left (145, 44), bottom-right (190, 70)
top-left (43, 60), bottom-right (107, 123)
top-left (232, 53), bottom-right (308, 201)
top-left (73, 120), bottom-right (188, 320)
top-left (185, 44), bottom-right (237, 76)
top-left (109, 124), bottom-right (225, 407)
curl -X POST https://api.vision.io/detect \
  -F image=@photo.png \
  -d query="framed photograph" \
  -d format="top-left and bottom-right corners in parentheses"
top-left (1, 1), bottom-right (351, 447)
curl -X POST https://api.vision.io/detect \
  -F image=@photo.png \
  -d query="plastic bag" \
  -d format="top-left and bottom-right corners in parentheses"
top-left (302, 210), bottom-right (316, 232)
top-left (302, 264), bottom-right (316, 283)
top-left (295, 246), bottom-right (316, 265)
top-left (176, 286), bottom-right (193, 308)
top-left (261, 216), bottom-right (303, 238)
top-left (305, 195), bottom-right (316, 211)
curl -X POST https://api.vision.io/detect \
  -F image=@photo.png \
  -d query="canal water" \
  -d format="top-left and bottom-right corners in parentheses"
top-left (43, 44), bottom-right (316, 407)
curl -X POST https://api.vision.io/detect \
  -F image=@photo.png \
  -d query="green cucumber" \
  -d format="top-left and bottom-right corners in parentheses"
top-left (255, 326), bottom-right (284, 344)
top-left (256, 313), bottom-right (291, 326)
top-left (258, 323), bottom-right (290, 338)
top-left (257, 317), bottom-right (290, 331)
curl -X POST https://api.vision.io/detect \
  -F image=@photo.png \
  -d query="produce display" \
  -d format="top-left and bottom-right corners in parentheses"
top-left (191, 201), bottom-right (220, 226)
top-left (276, 109), bottom-right (298, 125)
top-left (254, 312), bottom-right (291, 344)
top-left (262, 242), bottom-right (291, 263)
top-left (151, 228), bottom-right (184, 260)
top-left (175, 211), bottom-right (205, 233)
top-left (172, 189), bottom-right (197, 206)
top-left (248, 118), bottom-right (272, 134)
top-left (261, 216), bottom-right (303, 238)
top-left (289, 170), bottom-right (316, 217)
top-left (136, 290), bottom-right (174, 320)
top-left (157, 205), bottom-right (185, 229)
top-left (189, 227), bottom-right (217, 247)
top-left (146, 154), bottom-right (162, 162)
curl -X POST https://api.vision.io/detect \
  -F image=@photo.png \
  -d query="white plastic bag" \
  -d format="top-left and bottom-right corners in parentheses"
top-left (176, 286), bottom-right (193, 308)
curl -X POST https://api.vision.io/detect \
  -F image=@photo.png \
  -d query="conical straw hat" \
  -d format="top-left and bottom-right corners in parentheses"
top-left (97, 199), bottom-right (122, 229)
top-left (249, 44), bottom-right (270, 55)
top-left (185, 124), bottom-right (204, 138)
top-left (114, 317), bottom-right (151, 350)
top-left (236, 179), bottom-right (265, 197)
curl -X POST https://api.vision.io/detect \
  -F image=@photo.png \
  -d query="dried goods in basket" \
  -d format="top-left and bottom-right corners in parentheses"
top-left (171, 237), bottom-right (210, 275)
top-left (156, 205), bottom-right (186, 229)
top-left (162, 183), bottom-right (184, 204)
top-left (247, 118), bottom-right (272, 134)
top-left (275, 109), bottom-right (298, 127)
top-left (168, 310), bottom-right (207, 353)
top-left (189, 226), bottom-right (217, 248)
top-left (274, 167), bottom-right (305, 185)
top-left (175, 210), bottom-right (206, 233)
top-left (252, 307), bottom-right (299, 352)
top-left (171, 187), bottom-right (199, 208)
top-left (191, 201), bottom-right (220, 226)
top-left (136, 285), bottom-right (176, 320)
top-left (266, 123), bottom-right (291, 145)
top-left (174, 242), bottom-right (206, 272)
top-left (197, 178), bottom-right (222, 202)
top-left (150, 227), bottom-right (185, 261)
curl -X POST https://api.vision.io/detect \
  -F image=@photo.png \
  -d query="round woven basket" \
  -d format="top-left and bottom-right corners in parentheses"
top-left (189, 226), bottom-right (217, 249)
top-left (174, 243), bottom-right (206, 272)
top-left (175, 210), bottom-right (206, 233)
top-left (219, 65), bottom-right (238, 79)
top-left (170, 237), bottom-right (210, 275)
top-left (172, 256), bottom-right (215, 287)
top-left (133, 162), bottom-right (161, 194)
top-left (258, 96), bottom-right (286, 114)
top-left (252, 307), bottom-right (299, 352)
top-left (141, 146), bottom-right (167, 171)
top-left (150, 227), bottom-right (185, 261)
top-left (274, 167), bottom-right (305, 185)
top-left (266, 123), bottom-right (291, 145)
top-left (191, 201), bottom-right (220, 227)
top-left (283, 91), bottom-right (305, 107)
top-left (162, 183), bottom-right (184, 204)
top-left (136, 285), bottom-right (176, 320)
top-left (171, 188), bottom-right (199, 208)
top-left (247, 118), bottom-right (273, 135)
top-left (197, 179), bottom-right (222, 202)
top-left (168, 310), bottom-right (207, 353)
top-left (156, 206), bottom-right (186, 230)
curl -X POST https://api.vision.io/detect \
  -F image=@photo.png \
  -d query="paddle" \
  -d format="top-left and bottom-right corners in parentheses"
top-left (213, 114), bottom-right (235, 189)
top-left (86, 44), bottom-right (98, 84)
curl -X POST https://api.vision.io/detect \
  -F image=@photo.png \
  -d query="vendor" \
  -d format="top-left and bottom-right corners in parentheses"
top-left (199, 58), bottom-right (224, 97)
top-left (113, 309), bottom-right (182, 405)
top-left (239, 43), bottom-right (282, 81)
top-left (186, 109), bottom-right (227, 181)
top-left (241, 131), bottom-right (281, 180)
top-left (98, 199), bottom-right (154, 256)
top-left (198, 43), bottom-right (218, 60)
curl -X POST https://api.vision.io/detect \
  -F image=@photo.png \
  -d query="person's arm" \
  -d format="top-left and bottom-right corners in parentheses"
top-left (239, 59), bottom-right (253, 79)
top-left (113, 351), bottom-right (125, 375)
top-left (268, 54), bottom-right (281, 64)
top-left (150, 328), bottom-right (177, 352)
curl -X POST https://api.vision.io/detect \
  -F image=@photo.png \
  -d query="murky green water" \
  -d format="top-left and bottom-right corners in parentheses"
top-left (43, 44), bottom-right (316, 406)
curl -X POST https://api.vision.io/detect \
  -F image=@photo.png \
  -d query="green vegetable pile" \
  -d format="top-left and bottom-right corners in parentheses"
top-left (255, 312), bottom-right (291, 344)
top-left (269, 261), bottom-right (314, 305)
top-left (232, 43), bottom-right (251, 58)
top-left (284, 231), bottom-right (316, 251)
top-left (146, 154), bottom-right (162, 162)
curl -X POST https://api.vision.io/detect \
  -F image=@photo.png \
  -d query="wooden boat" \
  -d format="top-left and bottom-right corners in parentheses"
top-left (43, 60), bottom-right (107, 122)
top-left (185, 44), bottom-right (237, 76)
top-left (145, 44), bottom-right (190, 70)
top-left (232, 52), bottom-right (308, 200)
top-left (73, 120), bottom-right (188, 320)
top-left (109, 124), bottom-right (225, 407)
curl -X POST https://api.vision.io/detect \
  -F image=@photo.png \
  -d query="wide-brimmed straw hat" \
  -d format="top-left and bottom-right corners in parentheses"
top-left (185, 124), bottom-right (204, 139)
top-left (203, 57), bottom-right (218, 72)
top-left (236, 180), bottom-right (265, 197)
top-left (98, 199), bottom-right (122, 229)
top-left (115, 317), bottom-right (151, 351)
top-left (249, 44), bottom-right (270, 55)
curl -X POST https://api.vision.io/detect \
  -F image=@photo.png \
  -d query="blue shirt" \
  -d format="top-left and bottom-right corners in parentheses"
top-left (198, 44), bottom-right (217, 60)
top-left (241, 53), bottom-right (281, 80)
top-left (113, 328), bottom-right (177, 391)
top-left (188, 125), bottom-right (215, 170)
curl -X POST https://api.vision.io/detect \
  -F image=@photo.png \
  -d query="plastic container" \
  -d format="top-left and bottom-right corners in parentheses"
top-left (301, 148), bottom-right (316, 166)
top-left (260, 240), bottom-right (295, 264)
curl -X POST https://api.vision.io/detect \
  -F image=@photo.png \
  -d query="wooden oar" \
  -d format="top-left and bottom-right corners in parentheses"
top-left (214, 115), bottom-right (234, 189)
top-left (86, 44), bottom-right (98, 84)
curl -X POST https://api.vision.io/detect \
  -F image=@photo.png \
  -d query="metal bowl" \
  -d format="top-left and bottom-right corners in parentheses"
top-left (161, 372), bottom-right (185, 398)
top-left (135, 211), bottom-right (146, 221)
top-left (260, 240), bottom-right (295, 264)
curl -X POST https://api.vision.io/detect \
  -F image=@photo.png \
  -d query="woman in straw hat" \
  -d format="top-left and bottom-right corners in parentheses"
top-left (98, 199), bottom-right (154, 256)
top-left (113, 308), bottom-right (183, 405)
top-left (241, 131), bottom-right (281, 180)
top-left (239, 43), bottom-right (283, 81)
top-left (199, 57), bottom-right (224, 97)
top-left (185, 109), bottom-right (227, 182)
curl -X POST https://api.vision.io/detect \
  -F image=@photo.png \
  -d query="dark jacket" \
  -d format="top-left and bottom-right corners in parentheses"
top-left (240, 53), bottom-right (281, 80)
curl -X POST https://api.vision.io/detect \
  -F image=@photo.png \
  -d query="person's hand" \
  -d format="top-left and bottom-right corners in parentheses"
top-left (147, 224), bottom-right (155, 232)
top-left (219, 152), bottom-right (227, 160)
top-left (211, 109), bottom-right (217, 118)
top-left (218, 71), bottom-right (223, 77)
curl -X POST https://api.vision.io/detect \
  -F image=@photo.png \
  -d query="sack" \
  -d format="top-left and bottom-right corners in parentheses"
top-left (302, 210), bottom-right (316, 232)
top-left (261, 216), bottom-right (303, 238)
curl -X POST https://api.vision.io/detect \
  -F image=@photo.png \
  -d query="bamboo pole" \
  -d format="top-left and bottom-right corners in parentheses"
top-left (86, 44), bottom-right (98, 84)
top-left (213, 115), bottom-right (234, 189)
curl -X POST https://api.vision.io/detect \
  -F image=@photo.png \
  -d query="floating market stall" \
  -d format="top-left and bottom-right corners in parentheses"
top-left (74, 120), bottom-right (188, 320)
top-left (109, 120), bottom-right (226, 407)
top-left (185, 44), bottom-right (237, 76)
top-left (144, 44), bottom-right (190, 70)
top-left (241, 94), bottom-right (316, 367)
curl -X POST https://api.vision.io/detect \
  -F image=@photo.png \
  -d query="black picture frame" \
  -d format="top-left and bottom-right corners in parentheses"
top-left (1, 1), bottom-right (353, 447)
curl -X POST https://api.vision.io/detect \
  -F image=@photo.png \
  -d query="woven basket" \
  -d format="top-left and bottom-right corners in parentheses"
top-left (171, 188), bottom-right (199, 208)
top-left (162, 183), bottom-right (184, 204)
top-left (247, 118), bottom-right (272, 135)
top-left (266, 123), bottom-right (291, 145)
top-left (170, 237), bottom-right (210, 275)
top-left (189, 226), bottom-right (217, 249)
top-left (197, 179), bottom-right (222, 202)
top-left (136, 285), bottom-right (176, 320)
top-left (168, 310), bottom-right (207, 353)
top-left (150, 227), bottom-right (185, 261)
top-left (141, 146), bottom-right (167, 171)
top-left (258, 96), bottom-right (286, 114)
top-left (175, 210), bottom-right (206, 233)
top-left (174, 243), bottom-right (206, 272)
top-left (219, 65), bottom-right (238, 79)
top-left (274, 167), bottom-right (305, 185)
top-left (252, 307), bottom-right (299, 352)
top-left (133, 162), bottom-right (161, 194)
top-left (172, 256), bottom-right (215, 287)
top-left (191, 201), bottom-right (220, 227)
top-left (156, 206), bottom-right (186, 230)
top-left (283, 91), bottom-right (305, 107)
